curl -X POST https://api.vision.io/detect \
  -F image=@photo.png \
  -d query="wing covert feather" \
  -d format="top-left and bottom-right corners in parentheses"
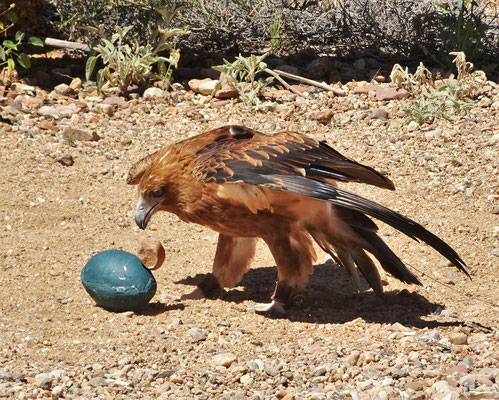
top-left (193, 125), bottom-right (395, 190)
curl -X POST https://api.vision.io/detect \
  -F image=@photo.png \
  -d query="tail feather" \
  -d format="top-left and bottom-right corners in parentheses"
top-left (334, 247), bottom-right (362, 292)
top-left (272, 174), bottom-right (469, 277)
top-left (351, 248), bottom-right (384, 295)
top-left (352, 227), bottom-right (422, 285)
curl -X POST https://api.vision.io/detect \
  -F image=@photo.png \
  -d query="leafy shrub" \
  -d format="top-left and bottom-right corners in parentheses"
top-left (213, 53), bottom-right (273, 107)
top-left (0, 4), bottom-right (43, 85)
top-left (48, 0), bottom-right (498, 77)
top-left (402, 85), bottom-right (473, 124)
top-left (0, 31), bottom-right (43, 72)
top-left (85, 6), bottom-right (187, 95)
top-left (400, 52), bottom-right (483, 124)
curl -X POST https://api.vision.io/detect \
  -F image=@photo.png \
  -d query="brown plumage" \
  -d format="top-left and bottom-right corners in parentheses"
top-left (129, 125), bottom-right (468, 312)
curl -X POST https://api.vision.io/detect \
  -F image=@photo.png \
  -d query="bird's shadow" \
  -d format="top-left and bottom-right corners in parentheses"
top-left (172, 262), bottom-right (476, 329)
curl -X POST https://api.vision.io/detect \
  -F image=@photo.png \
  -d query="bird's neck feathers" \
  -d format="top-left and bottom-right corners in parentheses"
top-left (138, 144), bottom-right (199, 213)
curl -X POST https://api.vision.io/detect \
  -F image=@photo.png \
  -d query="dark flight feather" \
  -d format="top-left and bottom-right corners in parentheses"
top-left (231, 172), bottom-right (468, 276)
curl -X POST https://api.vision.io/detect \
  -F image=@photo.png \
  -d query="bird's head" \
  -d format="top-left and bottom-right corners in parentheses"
top-left (127, 148), bottom-right (174, 230)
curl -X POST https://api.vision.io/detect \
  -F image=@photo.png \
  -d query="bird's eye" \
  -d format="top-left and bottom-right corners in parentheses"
top-left (150, 188), bottom-right (165, 198)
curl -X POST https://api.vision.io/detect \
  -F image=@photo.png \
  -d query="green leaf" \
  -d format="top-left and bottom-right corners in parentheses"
top-left (6, 11), bottom-right (18, 24)
top-left (15, 31), bottom-right (25, 42)
top-left (3, 40), bottom-right (17, 50)
top-left (17, 53), bottom-right (31, 69)
top-left (96, 69), bottom-right (104, 93)
top-left (28, 37), bottom-right (44, 47)
top-left (86, 55), bottom-right (98, 81)
top-left (0, 47), bottom-right (5, 61)
top-left (7, 58), bottom-right (15, 72)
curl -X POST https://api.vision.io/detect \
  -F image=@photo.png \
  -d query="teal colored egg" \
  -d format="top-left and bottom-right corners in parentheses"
top-left (81, 250), bottom-right (157, 312)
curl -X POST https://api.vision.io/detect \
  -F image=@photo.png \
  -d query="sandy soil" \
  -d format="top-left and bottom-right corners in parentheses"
top-left (0, 77), bottom-right (497, 399)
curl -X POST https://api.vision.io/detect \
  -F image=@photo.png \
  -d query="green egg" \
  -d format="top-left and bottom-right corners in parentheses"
top-left (81, 249), bottom-right (157, 312)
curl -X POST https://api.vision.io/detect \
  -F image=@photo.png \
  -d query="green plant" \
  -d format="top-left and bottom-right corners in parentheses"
top-left (63, 134), bottom-right (76, 148)
top-left (402, 84), bottom-right (472, 125)
top-left (213, 53), bottom-right (273, 107)
top-left (0, 5), bottom-right (43, 78)
top-left (433, 0), bottom-right (488, 64)
top-left (85, 6), bottom-right (187, 95)
top-left (268, 10), bottom-right (286, 54)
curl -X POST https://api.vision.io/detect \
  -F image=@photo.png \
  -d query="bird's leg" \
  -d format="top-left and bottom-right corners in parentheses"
top-left (253, 230), bottom-right (315, 313)
top-left (180, 235), bottom-right (256, 301)
top-left (252, 281), bottom-right (291, 313)
top-left (252, 281), bottom-right (306, 313)
top-left (180, 272), bottom-right (221, 300)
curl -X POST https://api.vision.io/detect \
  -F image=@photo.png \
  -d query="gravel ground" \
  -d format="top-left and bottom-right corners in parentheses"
top-left (0, 72), bottom-right (498, 400)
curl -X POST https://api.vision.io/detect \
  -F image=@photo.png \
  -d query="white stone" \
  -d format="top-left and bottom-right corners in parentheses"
top-left (240, 373), bottom-right (252, 384)
top-left (198, 80), bottom-right (219, 96)
top-left (406, 120), bottom-right (419, 131)
top-left (143, 87), bottom-right (164, 99)
top-left (212, 352), bottom-right (237, 367)
top-left (51, 385), bottom-right (63, 399)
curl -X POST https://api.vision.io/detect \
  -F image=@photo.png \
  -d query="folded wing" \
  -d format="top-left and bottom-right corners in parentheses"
top-left (193, 125), bottom-right (468, 276)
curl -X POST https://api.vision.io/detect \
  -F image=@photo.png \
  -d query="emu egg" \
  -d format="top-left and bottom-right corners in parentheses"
top-left (81, 249), bottom-right (157, 312)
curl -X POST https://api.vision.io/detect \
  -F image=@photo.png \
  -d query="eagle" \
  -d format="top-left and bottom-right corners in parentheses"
top-left (128, 125), bottom-right (468, 313)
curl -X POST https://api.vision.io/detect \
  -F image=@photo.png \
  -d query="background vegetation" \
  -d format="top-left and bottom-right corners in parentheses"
top-left (41, 1), bottom-right (497, 74)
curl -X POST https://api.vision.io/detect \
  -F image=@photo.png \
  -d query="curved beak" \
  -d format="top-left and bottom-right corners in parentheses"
top-left (134, 196), bottom-right (162, 230)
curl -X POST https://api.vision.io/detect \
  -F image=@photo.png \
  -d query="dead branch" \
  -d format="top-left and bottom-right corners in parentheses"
top-left (44, 38), bottom-right (91, 52)
top-left (273, 69), bottom-right (346, 95)
top-left (264, 68), bottom-right (307, 98)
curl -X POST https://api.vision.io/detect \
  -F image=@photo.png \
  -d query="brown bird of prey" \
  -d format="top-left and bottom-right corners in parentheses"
top-left (128, 125), bottom-right (468, 313)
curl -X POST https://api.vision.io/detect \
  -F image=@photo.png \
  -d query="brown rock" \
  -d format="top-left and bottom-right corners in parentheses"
top-left (375, 87), bottom-right (409, 101)
top-left (290, 84), bottom-right (310, 94)
top-left (210, 98), bottom-right (230, 108)
top-left (153, 80), bottom-right (171, 90)
top-left (215, 87), bottom-right (239, 99)
top-left (345, 350), bottom-right (361, 367)
top-left (310, 109), bottom-right (334, 125)
top-left (446, 364), bottom-right (468, 376)
top-left (353, 84), bottom-right (380, 94)
top-left (38, 121), bottom-right (58, 131)
top-left (55, 103), bottom-right (81, 116)
top-left (369, 108), bottom-right (389, 120)
top-left (449, 331), bottom-right (468, 345)
top-left (143, 87), bottom-right (164, 100)
top-left (406, 380), bottom-right (424, 391)
top-left (198, 80), bottom-right (219, 95)
top-left (14, 95), bottom-right (44, 109)
top-left (266, 89), bottom-right (293, 101)
top-left (69, 77), bottom-right (82, 92)
top-left (57, 154), bottom-right (74, 166)
top-left (54, 83), bottom-right (73, 96)
top-left (94, 103), bottom-right (115, 117)
top-left (62, 126), bottom-right (100, 142)
top-left (103, 96), bottom-right (129, 109)
top-left (374, 75), bottom-right (386, 83)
